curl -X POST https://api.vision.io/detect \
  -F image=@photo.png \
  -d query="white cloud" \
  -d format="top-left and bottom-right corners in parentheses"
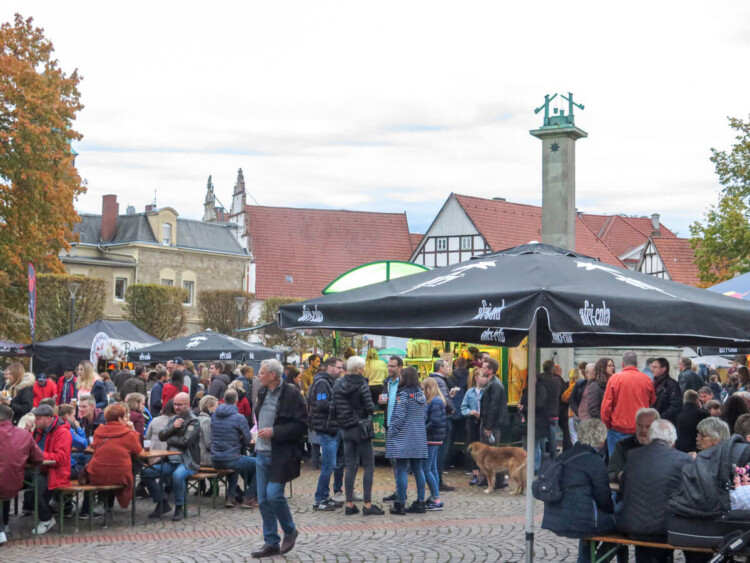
top-left (3, 0), bottom-right (749, 238)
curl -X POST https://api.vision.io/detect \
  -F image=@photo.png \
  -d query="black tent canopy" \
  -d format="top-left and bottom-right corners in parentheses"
top-left (128, 330), bottom-right (283, 371)
top-left (0, 340), bottom-right (31, 357)
top-left (279, 243), bottom-right (750, 562)
top-left (33, 320), bottom-right (160, 374)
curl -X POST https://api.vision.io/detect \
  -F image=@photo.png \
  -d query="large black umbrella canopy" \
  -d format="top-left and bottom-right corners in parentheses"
top-left (279, 243), bottom-right (750, 348)
top-left (33, 320), bottom-right (160, 374)
top-left (128, 330), bottom-right (283, 369)
top-left (279, 241), bottom-right (750, 563)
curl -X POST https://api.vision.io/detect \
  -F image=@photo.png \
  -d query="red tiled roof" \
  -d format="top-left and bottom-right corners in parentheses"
top-left (580, 214), bottom-right (676, 257)
top-left (651, 237), bottom-right (701, 287)
top-left (453, 194), bottom-right (625, 267)
top-left (409, 233), bottom-right (424, 250)
top-left (246, 206), bottom-right (413, 300)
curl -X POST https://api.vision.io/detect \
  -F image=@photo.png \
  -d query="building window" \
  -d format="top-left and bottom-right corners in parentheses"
top-left (183, 281), bottom-right (194, 306)
top-left (461, 236), bottom-right (472, 250)
top-left (436, 237), bottom-right (447, 251)
top-left (162, 223), bottom-right (172, 246)
top-left (161, 279), bottom-right (174, 287)
top-left (114, 278), bottom-right (127, 301)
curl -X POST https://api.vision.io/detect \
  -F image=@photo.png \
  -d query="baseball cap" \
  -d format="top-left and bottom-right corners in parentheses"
top-left (173, 357), bottom-right (184, 365)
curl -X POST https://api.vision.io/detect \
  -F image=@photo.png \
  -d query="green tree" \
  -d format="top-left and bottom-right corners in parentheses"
top-left (0, 14), bottom-right (85, 340)
top-left (36, 274), bottom-right (105, 340)
top-left (197, 289), bottom-right (254, 336)
top-left (690, 115), bottom-right (750, 284)
top-left (125, 284), bottom-right (187, 340)
top-left (258, 297), bottom-right (308, 350)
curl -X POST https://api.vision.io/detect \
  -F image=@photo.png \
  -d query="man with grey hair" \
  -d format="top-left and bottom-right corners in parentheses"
top-left (251, 358), bottom-right (307, 558)
top-left (622, 419), bottom-right (691, 561)
top-left (608, 408), bottom-right (660, 484)
top-left (601, 351), bottom-right (656, 456)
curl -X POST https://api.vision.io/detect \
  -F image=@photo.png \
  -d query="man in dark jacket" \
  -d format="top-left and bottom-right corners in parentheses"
top-left (148, 369), bottom-right (168, 416)
top-left (211, 389), bottom-right (255, 508)
top-left (252, 359), bottom-right (307, 558)
top-left (538, 360), bottom-right (563, 459)
top-left (650, 358), bottom-right (682, 424)
top-left (608, 407), bottom-right (659, 484)
top-left (379, 356), bottom-right (402, 503)
top-left (120, 366), bottom-right (148, 397)
top-left (621, 419), bottom-right (692, 561)
top-left (207, 362), bottom-right (230, 399)
top-left (675, 390), bottom-right (709, 453)
top-left (677, 357), bottom-right (703, 394)
top-left (429, 359), bottom-right (456, 491)
top-left (480, 358), bottom-right (509, 445)
top-left (308, 356), bottom-right (343, 511)
top-left (141, 392), bottom-right (201, 521)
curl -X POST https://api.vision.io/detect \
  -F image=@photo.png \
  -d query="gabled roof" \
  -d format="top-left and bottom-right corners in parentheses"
top-left (650, 237), bottom-right (701, 287)
top-left (452, 194), bottom-right (624, 267)
top-left (74, 213), bottom-right (247, 256)
top-left (246, 205), bottom-right (413, 300)
top-left (580, 213), bottom-right (676, 257)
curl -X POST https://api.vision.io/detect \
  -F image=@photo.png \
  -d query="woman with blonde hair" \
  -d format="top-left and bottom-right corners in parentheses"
top-left (363, 349), bottom-right (388, 402)
top-left (421, 377), bottom-right (447, 511)
top-left (77, 360), bottom-right (107, 408)
top-left (126, 392), bottom-right (147, 442)
top-left (0, 362), bottom-right (35, 423)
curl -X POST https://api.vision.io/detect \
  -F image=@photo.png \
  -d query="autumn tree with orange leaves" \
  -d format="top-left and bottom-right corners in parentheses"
top-left (0, 14), bottom-right (85, 340)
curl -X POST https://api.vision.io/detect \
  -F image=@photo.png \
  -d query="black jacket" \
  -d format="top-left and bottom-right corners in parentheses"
top-left (538, 370), bottom-right (563, 419)
top-left (120, 375), bottom-right (147, 398)
top-left (255, 382), bottom-right (307, 483)
top-left (675, 402), bottom-right (708, 453)
top-left (159, 411), bottom-right (202, 471)
top-left (541, 443), bottom-right (616, 538)
top-left (519, 380), bottom-right (549, 436)
top-left (652, 374), bottom-right (683, 424)
top-left (480, 375), bottom-right (509, 431)
top-left (678, 369), bottom-right (703, 394)
top-left (334, 373), bottom-right (375, 441)
top-left (307, 372), bottom-right (339, 436)
top-left (621, 439), bottom-right (692, 540)
top-left (607, 434), bottom-right (641, 483)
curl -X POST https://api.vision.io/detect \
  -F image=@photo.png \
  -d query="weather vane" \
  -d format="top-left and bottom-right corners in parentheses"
top-left (534, 92), bottom-right (584, 127)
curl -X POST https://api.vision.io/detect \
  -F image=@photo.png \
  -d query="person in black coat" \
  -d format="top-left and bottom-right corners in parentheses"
top-left (541, 418), bottom-right (619, 563)
top-left (675, 390), bottom-right (708, 453)
top-left (538, 360), bottom-right (563, 458)
top-left (650, 358), bottom-right (682, 424)
top-left (621, 419), bottom-right (692, 562)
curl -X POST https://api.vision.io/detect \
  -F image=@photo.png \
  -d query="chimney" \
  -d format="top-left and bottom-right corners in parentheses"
top-left (145, 204), bottom-right (156, 213)
top-left (651, 213), bottom-right (661, 237)
top-left (101, 194), bottom-right (119, 242)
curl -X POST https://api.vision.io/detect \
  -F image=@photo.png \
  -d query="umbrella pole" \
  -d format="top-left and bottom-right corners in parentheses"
top-left (525, 315), bottom-right (538, 563)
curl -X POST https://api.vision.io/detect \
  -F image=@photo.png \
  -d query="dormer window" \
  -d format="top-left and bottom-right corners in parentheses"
top-left (162, 223), bottom-right (172, 246)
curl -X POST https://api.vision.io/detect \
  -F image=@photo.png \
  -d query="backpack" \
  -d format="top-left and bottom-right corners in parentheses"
top-left (532, 451), bottom-right (587, 503)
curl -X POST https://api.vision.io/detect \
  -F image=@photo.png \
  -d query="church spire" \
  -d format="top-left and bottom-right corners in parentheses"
top-left (231, 168), bottom-right (247, 215)
top-left (202, 175), bottom-right (217, 222)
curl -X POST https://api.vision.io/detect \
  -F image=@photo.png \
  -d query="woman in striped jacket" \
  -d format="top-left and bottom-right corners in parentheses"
top-left (385, 367), bottom-right (428, 515)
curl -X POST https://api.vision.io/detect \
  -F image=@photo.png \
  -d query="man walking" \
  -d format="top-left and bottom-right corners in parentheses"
top-left (677, 357), bottom-right (703, 394)
top-left (252, 359), bottom-right (307, 558)
top-left (308, 356), bottom-right (343, 511)
top-left (601, 351), bottom-right (656, 455)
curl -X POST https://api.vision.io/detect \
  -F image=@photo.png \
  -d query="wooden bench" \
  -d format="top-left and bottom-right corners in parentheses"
top-left (586, 534), bottom-right (714, 562)
top-left (185, 470), bottom-right (235, 517)
top-left (56, 484), bottom-right (124, 533)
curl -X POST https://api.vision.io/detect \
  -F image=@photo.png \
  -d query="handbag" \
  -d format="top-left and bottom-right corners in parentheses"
top-left (357, 417), bottom-right (375, 441)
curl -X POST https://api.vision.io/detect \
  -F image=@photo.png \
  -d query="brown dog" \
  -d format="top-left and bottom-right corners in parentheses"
top-left (467, 441), bottom-right (527, 495)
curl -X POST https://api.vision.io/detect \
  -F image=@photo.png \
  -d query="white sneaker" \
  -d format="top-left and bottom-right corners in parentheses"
top-left (31, 518), bottom-right (55, 536)
top-left (353, 491), bottom-right (363, 502)
top-left (0, 531), bottom-right (6, 545)
top-left (332, 491), bottom-right (345, 503)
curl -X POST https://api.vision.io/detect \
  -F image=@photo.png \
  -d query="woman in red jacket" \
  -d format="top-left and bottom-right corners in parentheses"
top-left (87, 403), bottom-right (143, 510)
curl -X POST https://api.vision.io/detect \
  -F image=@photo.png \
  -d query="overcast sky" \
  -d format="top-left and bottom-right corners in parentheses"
top-left (4, 1), bottom-right (750, 237)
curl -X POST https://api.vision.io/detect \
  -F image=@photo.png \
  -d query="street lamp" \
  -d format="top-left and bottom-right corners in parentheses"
top-left (67, 281), bottom-right (81, 333)
top-left (234, 296), bottom-right (247, 332)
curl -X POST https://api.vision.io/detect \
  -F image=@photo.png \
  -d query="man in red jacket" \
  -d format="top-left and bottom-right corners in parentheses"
top-left (23, 404), bottom-right (72, 535)
top-left (0, 405), bottom-right (44, 545)
top-left (33, 373), bottom-right (57, 407)
top-left (56, 367), bottom-right (77, 405)
top-left (600, 351), bottom-right (656, 456)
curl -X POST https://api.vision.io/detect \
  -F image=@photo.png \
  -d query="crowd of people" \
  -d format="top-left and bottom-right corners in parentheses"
top-left (539, 351), bottom-right (750, 563)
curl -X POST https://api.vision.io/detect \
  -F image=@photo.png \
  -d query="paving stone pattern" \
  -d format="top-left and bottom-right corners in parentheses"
top-left (3, 463), bottom-right (683, 562)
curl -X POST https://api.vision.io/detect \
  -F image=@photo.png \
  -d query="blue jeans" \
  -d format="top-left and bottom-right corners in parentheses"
top-left (424, 445), bottom-right (440, 499)
top-left (256, 452), bottom-right (295, 548)
top-left (606, 429), bottom-right (632, 457)
top-left (141, 462), bottom-right (196, 506)
top-left (395, 458), bottom-right (426, 504)
top-left (214, 456), bottom-right (257, 499)
top-left (315, 433), bottom-right (338, 503)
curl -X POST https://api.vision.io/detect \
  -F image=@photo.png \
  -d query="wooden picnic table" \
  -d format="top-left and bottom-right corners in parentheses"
top-left (130, 450), bottom-right (181, 525)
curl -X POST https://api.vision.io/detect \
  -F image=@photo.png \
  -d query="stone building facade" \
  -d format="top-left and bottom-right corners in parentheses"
top-left (61, 195), bottom-right (250, 334)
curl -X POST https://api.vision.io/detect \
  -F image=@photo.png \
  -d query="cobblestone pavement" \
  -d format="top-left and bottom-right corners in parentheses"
top-left (3, 461), bottom-right (683, 562)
